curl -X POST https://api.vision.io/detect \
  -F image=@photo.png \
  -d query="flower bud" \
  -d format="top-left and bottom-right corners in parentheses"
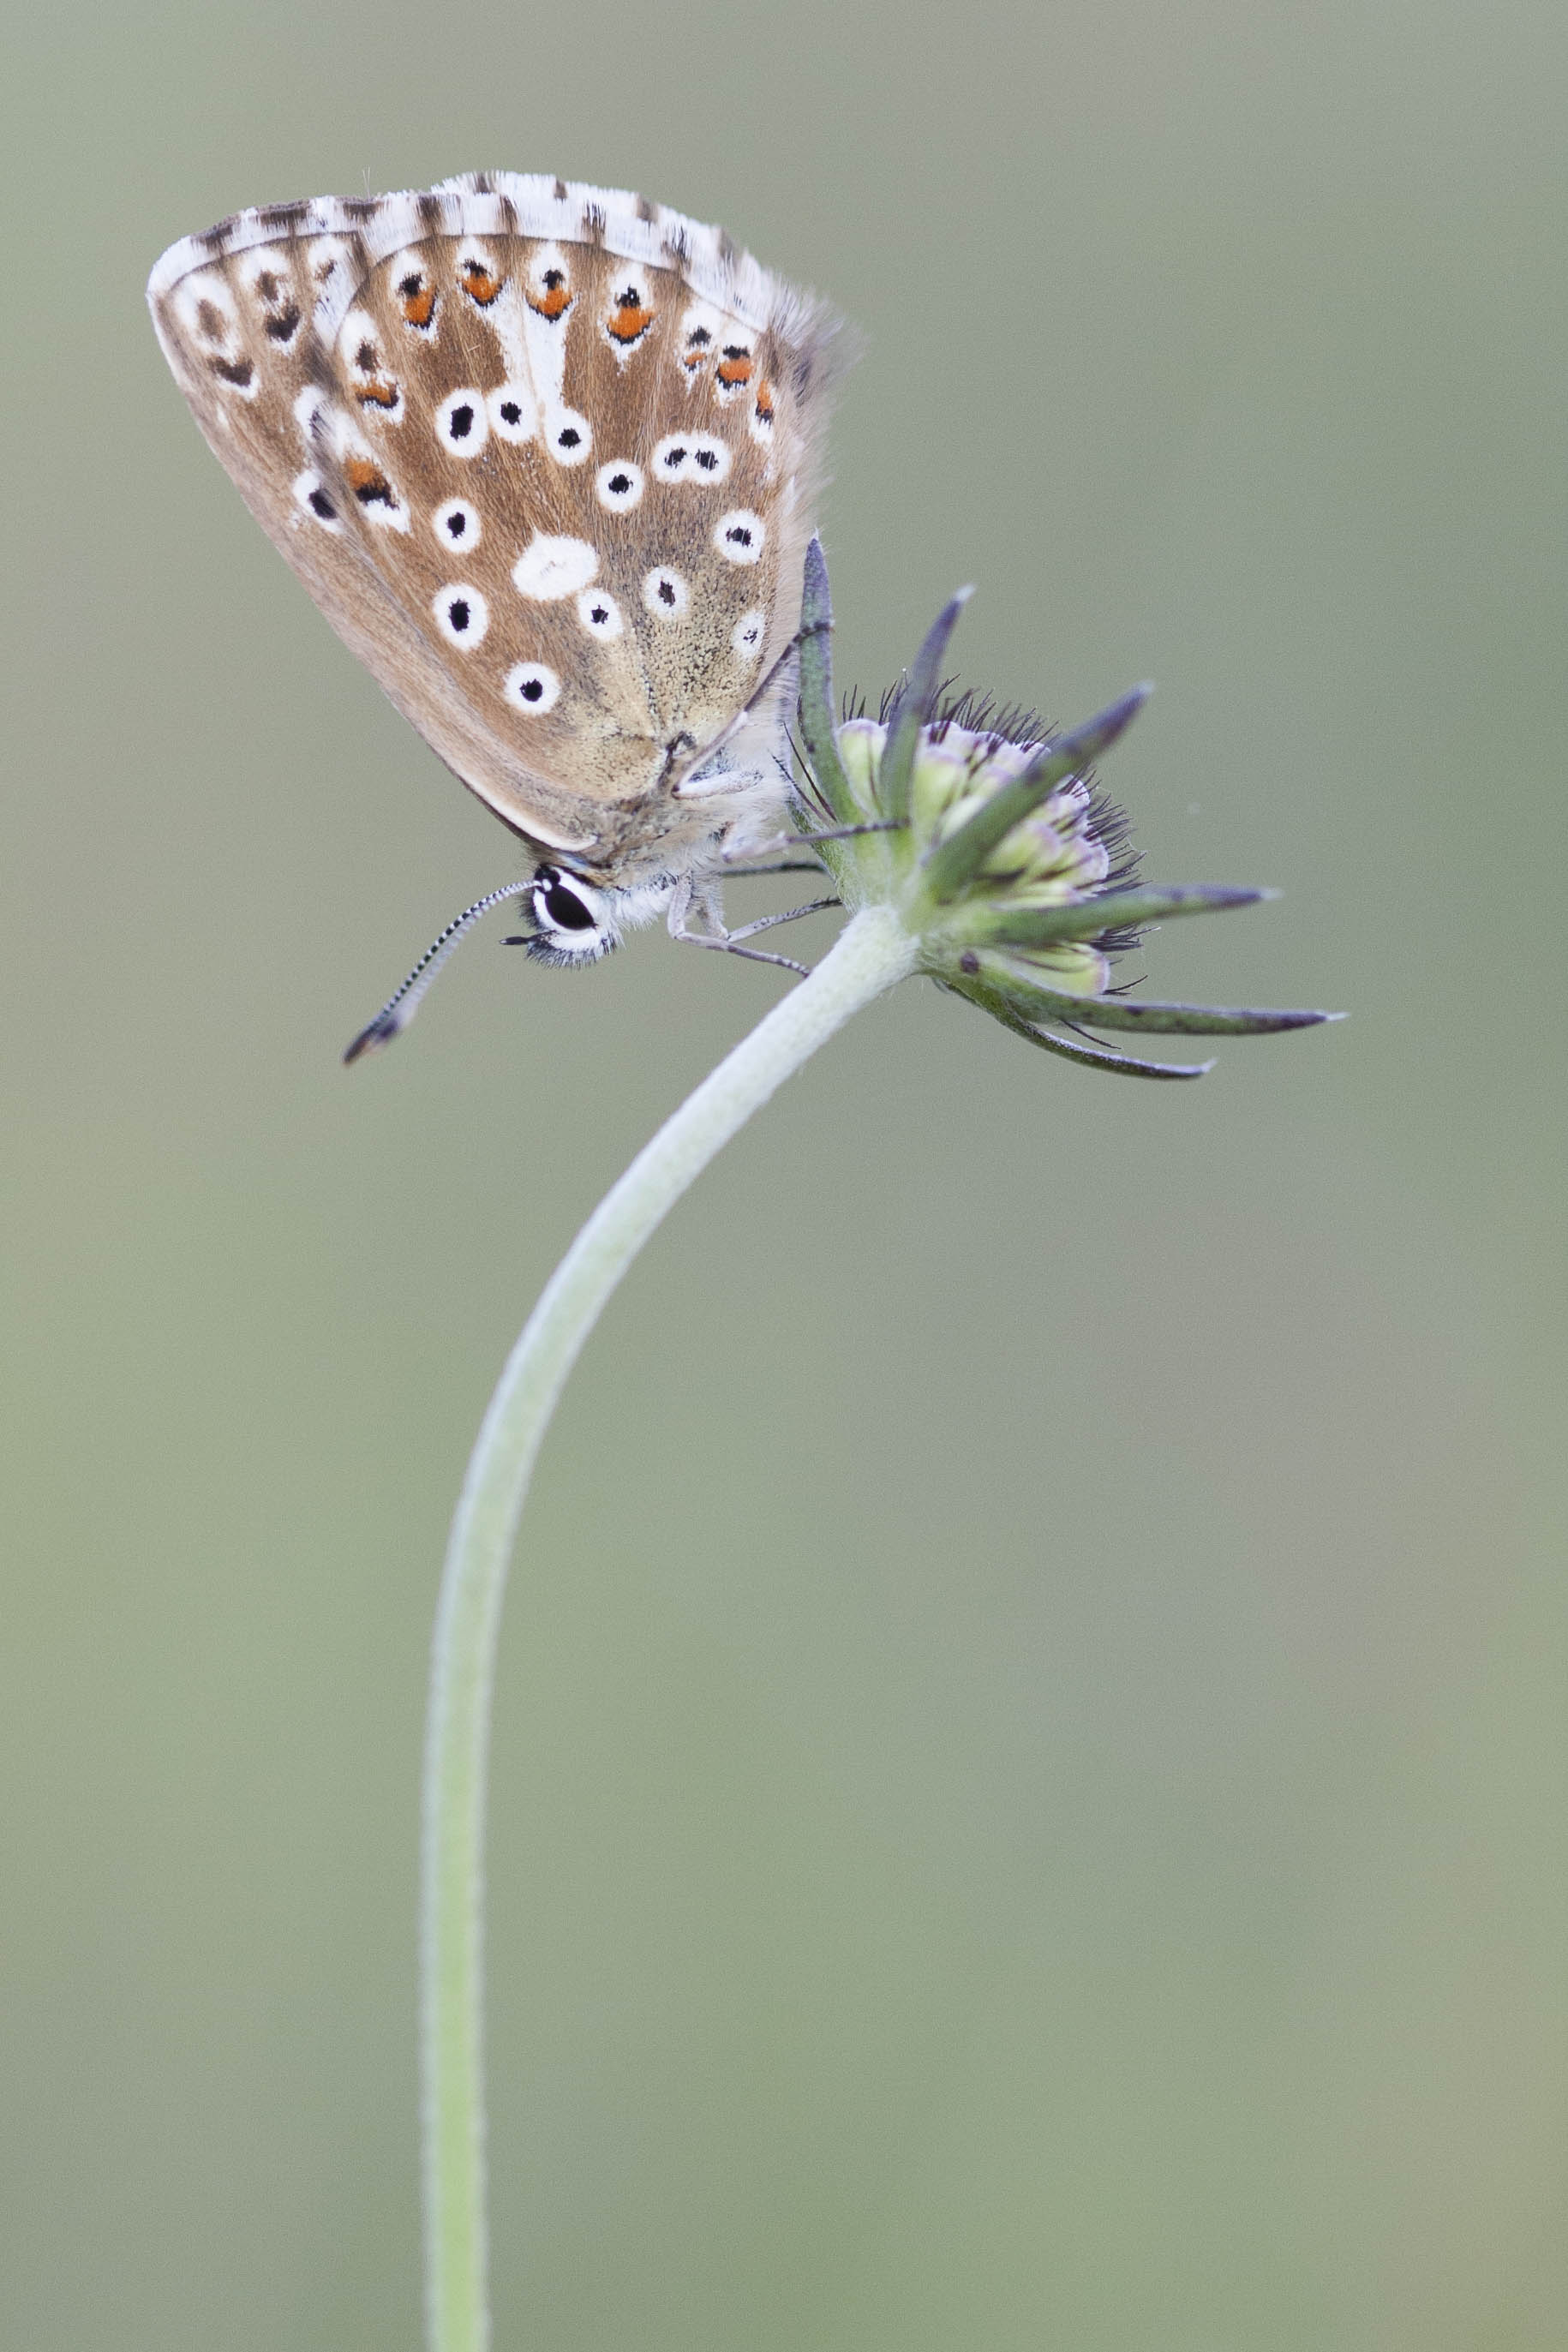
top-left (792, 539), bottom-right (1338, 1078)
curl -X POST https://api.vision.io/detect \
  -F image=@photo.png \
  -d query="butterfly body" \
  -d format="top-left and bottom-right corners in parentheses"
top-left (148, 174), bottom-right (844, 967)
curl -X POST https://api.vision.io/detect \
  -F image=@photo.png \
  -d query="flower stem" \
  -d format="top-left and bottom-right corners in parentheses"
top-left (419, 903), bottom-right (919, 2352)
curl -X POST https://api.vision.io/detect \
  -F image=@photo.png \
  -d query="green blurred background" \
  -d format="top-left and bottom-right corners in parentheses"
top-left (3, 2), bottom-right (1564, 2344)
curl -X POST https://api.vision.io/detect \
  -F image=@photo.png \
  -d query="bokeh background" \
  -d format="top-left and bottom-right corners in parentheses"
top-left (4, 3), bottom-right (1564, 2345)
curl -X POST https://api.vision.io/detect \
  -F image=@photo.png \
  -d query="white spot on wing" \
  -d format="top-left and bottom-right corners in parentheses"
top-left (505, 661), bottom-right (562, 714)
top-left (642, 566), bottom-right (690, 619)
top-left (576, 588), bottom-right (625, 640)
top-left (715, 508), bottom-right (765, 564)
top-left (307, 236), bottom-right (350, 291)
top-left (487, 382), bottom-right (536, 442)
top-left (688, 433), bottom-right (732, 483)
top-left (292, 471), bottom-right (342, 532)
top-left (293, 385), bottom-right (328, 445)
top-left (433, 584), bottom-right (490, 647)
top-left (730, 607), bottom-right (766, 661)
top-left (545, 408), bottom-right (592, 466)
top-left (435, 387), bottom-right (488, 455)
top-left (650, 430), bottom-right (732, 487)
top-left (512, 534), bottom-right (599, 601)
top-left (595, 460), bottom-right (645, 512)
top-left (433, 498), bottom-right (481, 550)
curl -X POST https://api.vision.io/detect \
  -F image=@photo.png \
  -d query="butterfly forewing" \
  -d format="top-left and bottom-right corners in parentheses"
top-left (148, 176), bottom-right (841, 878)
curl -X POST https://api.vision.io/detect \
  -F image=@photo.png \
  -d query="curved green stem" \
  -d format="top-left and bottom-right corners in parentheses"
top-left (419, 904), bottom-right (919, 2352)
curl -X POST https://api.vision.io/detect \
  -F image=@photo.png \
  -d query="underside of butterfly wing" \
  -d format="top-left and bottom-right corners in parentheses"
top-left (147, 175), bottom-right (847, 882)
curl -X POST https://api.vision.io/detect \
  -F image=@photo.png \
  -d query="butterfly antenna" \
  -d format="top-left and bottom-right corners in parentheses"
top-left (342, 883), bottom-right (529, 1063)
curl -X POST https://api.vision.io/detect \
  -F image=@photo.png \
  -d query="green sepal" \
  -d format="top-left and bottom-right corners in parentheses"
top-left (877, 586), bottom-right (973, 824)
top-left (920, 685), bottom-right (1152, 901)
top-left (970, 976), bottom-right (1337, 1035)
top-left (960, 881), bottom-right (1269, 950)
top-left (794, 537), bottom-right (860, 828)
top-left (946, 978), bottom-right (1214, 1080)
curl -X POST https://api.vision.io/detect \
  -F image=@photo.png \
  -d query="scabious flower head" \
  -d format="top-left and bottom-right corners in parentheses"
top-left (792, 541), bottom-right (1337, 1079)
top-left (836, 694), bottom-right (1136, 996)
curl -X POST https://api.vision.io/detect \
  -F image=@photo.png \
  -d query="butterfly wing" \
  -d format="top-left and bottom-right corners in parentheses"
top-left (147, 176), bottom-right (844, 877)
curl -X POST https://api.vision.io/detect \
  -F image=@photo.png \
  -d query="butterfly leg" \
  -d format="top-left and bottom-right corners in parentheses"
top-left (721, 819), bottom-right (904, 865)
top-left (724, 898), bottom-right (841, 943)
top-left (719, 859), bottom-right (829, 877)
top-left (667, 877), bottom-right (816, 977)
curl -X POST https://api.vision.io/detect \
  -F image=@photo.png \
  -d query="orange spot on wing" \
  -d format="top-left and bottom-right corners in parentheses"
top-left (461, 261), bottom-right (502, 306)
top-left (356, 379), bottom-right (399, 409)
top-left (607, 300), bottom-right (654, 344)
top-left (753, 379), bottom-right (775, 423)
top-left (527, 275), bottom-right (572, 320)
top-left (344, 457), bottom-right (395, 505)
top-left (716, 347), bottom-right (754, 387)
top-left (400, 284), bottom-right (436, 327)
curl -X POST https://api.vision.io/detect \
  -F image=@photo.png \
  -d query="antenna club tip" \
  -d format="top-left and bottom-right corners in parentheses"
top-left (342, 1016), bottom-right (399, 1066)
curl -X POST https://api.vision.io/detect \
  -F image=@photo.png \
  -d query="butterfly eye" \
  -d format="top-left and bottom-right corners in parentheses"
top-left (534, 870), bottom-right (601, 932)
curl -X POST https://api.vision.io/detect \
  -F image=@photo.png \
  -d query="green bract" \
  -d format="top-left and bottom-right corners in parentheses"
top-left (792, 540), bottom-right (1338, 1080)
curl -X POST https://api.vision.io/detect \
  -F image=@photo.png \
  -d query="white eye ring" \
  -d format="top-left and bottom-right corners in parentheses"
top-left (651, 432), bottom-right (694, 483)
top-left (432, 584), bottom-right (489, 648)
top-left (577, 588), bottom-right (625, 639)
top-left (547, 408), bottom-right (592, 466)
top-left (595, 459), bottom-right (645, 512)
top-left (730, 607), bottom-right (766, 661)
top-left (531, 866), bottom-right (611, 935)
top-left (292, 470), bottom-right (342, 532)
top-left (685, 432), bottom-right (733, 484)
top-left (715, 508), bottom-right (765, 565)
top-left (432, 498), bottom-right (481, 550)
top-left (504, 661), bottom-right (561, 714)
top-left (487, 383), bottom-right (536, 441)
top-left (642, 566), bottom-right (690, 619)
top-left (435, 387), bottom-right (488, 455)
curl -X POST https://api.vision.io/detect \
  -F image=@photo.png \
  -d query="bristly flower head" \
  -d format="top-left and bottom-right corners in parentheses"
top-left (792, 541), bottom-right (1338, 1079)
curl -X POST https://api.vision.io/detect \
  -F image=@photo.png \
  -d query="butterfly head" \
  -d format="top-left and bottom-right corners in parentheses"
top-left (517, 865), bottom-right (620, 965)
top-left (512, 863), bottom-right (685, 966)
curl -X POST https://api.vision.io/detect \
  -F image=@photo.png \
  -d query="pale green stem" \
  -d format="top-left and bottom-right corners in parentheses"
top-left (420, 904), bottom-right (919, 2352)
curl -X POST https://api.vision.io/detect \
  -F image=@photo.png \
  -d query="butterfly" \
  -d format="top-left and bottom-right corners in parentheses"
top-left (147, 172), bottom-right (847, 1053)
